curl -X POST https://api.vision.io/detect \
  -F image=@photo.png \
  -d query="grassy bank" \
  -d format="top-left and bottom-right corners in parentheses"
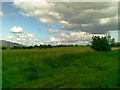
top-left (2, 46), bottom-right (119, 88)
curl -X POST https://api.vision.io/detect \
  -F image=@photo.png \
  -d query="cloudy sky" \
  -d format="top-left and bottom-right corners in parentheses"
top-left (0, 0), bottom-right (119, 45)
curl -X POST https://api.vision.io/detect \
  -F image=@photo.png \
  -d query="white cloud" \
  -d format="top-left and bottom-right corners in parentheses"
top-left (46, 31), bottom-right (108, 45)
top-left (60, 20), bottom-right (69, 24)
top-left (13, 1), bottom-right (118, 34)
top-left (8, 26), bottom-right (43, 46)
top-left (0, 11), bottom-right (4, 16)
top-left (11, 1), bottom-right (119, 45)
top-left (99, 18), bottom-right (110, 24)
top-left (8, 27), bottom-right (114, 46)
top-left (13, 0), bottom-right (55, 25)
top-left (48, 29), bottom-right (58, 34)
top-left (50, 37), bottom-right (60, 42)
top-left (59, 31), bottom-right (92, 42)
top-left (10, 26), bottom-right (23, 33)
top-left (40, 18), bottom-right (52, 24)
top-left (14, 33), bottom-right (42, 46)
top-left (49, 12), bottom-right (61, 19)
top-left (46, 31), bottom-right (93, 45)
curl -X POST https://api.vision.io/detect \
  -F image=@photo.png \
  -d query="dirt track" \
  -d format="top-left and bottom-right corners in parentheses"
top-left (112, 47), bottom-right (120, 50)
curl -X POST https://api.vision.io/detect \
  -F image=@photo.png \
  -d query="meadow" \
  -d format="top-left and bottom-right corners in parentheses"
top-left (2, 46), bottom-right (119, 88)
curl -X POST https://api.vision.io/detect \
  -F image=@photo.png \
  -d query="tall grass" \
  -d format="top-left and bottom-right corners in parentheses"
top-left (2, 46), bottom-right (119, 88)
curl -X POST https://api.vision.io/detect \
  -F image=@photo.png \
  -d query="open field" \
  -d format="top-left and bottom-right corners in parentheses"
top-left (2, 46), bottom-right (119, 88)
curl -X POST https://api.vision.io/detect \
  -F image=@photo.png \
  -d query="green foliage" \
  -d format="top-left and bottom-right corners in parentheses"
top-left (110, 42), bottom-right (120, 47)
top-left (91, 36), bottom-right (111, 51)
top-left (1, 46), bottom-right (7, 50)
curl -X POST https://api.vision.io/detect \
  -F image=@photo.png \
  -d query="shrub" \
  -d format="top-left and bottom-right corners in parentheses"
top-left (91, 36), bottom-right (111, 51)
top-left (110, 42), bottom-right (120, 47)
top-left (1, 46), bottom-right (7, 50)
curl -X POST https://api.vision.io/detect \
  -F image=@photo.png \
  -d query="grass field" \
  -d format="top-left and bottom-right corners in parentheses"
top-left (2, 46), bottom-right (119, 88)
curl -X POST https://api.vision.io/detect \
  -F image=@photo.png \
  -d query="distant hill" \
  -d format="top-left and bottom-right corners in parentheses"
top-left (0, 40), bottom-right (23, 47)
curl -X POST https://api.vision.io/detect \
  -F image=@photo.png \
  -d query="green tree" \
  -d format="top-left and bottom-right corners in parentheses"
top-left (1, 46), bottom-right (7, 50)
top-left (91, 36), bottom-right (111, 51)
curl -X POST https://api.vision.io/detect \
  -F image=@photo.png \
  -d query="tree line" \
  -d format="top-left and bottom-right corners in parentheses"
top-left (1, 35), bottom-right (120, 51)
top-left (1, 44), bottom-right (82, 50)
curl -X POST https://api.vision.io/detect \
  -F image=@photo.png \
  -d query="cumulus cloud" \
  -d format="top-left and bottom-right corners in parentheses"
top-left (10, 26), bottom-right (23, 33)
top-left (48, 29), bottom-right (58, 34)
top-left (11, 1), bottom-right (118, 45)
top-left (8, 26), bottom-right (107, 46)
top-left (46, 31), bottom-right (106, 45)
top-left (15, 33), bottom-right (39, 45)
top-left (8, 26), bottom-right (42, 46)
top-left (13, 1), bottom-right (118, 34)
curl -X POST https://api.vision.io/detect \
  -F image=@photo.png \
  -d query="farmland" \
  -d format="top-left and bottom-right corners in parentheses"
top-left (2, 46), bottom-right (119, 88)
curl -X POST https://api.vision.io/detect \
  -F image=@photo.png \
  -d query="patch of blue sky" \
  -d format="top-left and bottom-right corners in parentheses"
top-left (108, 30), bottom-right (119, 42)
top-left (2, 2), bottom-right (59, 41)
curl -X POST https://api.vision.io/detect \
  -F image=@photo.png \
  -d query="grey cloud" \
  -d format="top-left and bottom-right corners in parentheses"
top-left (13, 1), bottom-right (118, 34)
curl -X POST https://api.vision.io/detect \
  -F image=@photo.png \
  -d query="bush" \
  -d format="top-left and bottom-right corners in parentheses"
top-left (1, 46), bottom-right (7, 50)
top-left (110, 42), bottom-right (120, 47)
top-left (91, 36), bottom-right (111, 51)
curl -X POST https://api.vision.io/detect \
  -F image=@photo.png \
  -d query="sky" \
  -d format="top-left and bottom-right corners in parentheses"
top-left (0, 0), bottom-right (119, 46)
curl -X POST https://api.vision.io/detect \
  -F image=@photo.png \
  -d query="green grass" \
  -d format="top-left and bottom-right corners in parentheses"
top-left (2, 46), bottom-right (119, 88)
